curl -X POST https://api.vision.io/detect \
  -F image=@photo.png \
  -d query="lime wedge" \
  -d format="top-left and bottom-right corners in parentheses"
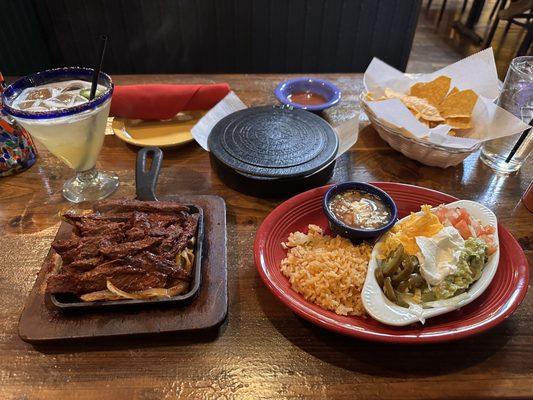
top-left (80, 88), bottom-right (103, 100)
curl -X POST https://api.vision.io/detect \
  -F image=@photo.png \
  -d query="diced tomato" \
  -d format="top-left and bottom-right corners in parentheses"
top-left (448, 208), bottom-right (462, 225)
top-left (435, 207), bottom-right (447, 223)
top-left (479, 225), bottom-right (496, 235)
top-left (455, 219), bottom-right (472, 239)
top-left (473, 221), bottom-right (495, 237)
top-left (458, 208), bottom-right (471, 225)
top-left (438, 205), bottom-right (497, 254)
top-left (479, 234), bottom-right (498, 255)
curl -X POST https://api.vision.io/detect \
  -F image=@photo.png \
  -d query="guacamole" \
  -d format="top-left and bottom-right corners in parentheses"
top-left (434, 237), bottom-right (488, 300)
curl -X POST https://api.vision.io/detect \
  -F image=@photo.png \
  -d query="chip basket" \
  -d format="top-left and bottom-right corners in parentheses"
top-left (361, 97), bottom-right (480, 168)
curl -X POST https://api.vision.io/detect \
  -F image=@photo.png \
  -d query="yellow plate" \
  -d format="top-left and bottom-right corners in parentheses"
top-left (112, 110), bottom-right (206, 148)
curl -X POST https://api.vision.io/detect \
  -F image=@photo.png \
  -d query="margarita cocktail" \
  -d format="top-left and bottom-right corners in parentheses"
top-left (2, 68), bottom-right (119, 202)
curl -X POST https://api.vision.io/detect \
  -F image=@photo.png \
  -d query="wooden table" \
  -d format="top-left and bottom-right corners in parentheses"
top-left (1, 74), bottom-right (531, 399)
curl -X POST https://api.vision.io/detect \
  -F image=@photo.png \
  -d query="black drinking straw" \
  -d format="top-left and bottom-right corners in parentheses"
top-left (79, 35), bottom-right (108, 169)
top-left (505, 117), bottom-right (533, 163)
top-left (89, 35), bottom-right (108, 100)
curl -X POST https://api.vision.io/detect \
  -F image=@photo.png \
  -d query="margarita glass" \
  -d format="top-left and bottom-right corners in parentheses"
top-left (2, 67), bottom-right (119, 202)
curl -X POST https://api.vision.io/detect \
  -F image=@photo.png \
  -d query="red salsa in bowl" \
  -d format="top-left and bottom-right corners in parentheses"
top-left (287, 92), bottom-right (328, 106)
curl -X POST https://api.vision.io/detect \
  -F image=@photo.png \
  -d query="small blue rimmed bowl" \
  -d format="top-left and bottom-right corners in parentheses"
top-left (323, 182), bottom-right (398, 241)
top-left (275, 77), bottom-right (341, 112)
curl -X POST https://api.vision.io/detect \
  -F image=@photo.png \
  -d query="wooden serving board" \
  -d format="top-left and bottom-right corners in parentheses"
top-left (18, 195), bottom-right (227, 343)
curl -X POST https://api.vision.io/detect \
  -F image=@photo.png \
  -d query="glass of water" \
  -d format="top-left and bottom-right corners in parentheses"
top-left (480, 56), bottom-right (533, 173)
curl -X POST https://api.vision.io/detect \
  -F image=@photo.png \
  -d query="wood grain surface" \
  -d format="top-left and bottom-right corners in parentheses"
top-left (0, 74), bottom-right (531, 399)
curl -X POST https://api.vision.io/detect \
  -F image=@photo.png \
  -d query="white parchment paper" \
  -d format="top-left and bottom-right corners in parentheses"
top-left (191, 93), bottom-right (359, 158)
top-left (363, 49), bottom-right (530, 149)
top-left (191, 91), bottom-right (247, 151)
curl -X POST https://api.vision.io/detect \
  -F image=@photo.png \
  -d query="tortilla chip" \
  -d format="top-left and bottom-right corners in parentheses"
top-left (448, 86), bottom-right (459, 96)
top-left (365, 92), bottom-right (379, 101)
top-left (410, 76), bottom-right (451, 107)
top-left (383, 89), bottom-right (445, 122)
top-left (408, 108), bottom-right (420, 118)
top-left (418, 118), bottom-right (441, 129)
top-left (403, 96), bottom-right (444, 121)
top-left (438, 89), bottom-right (478, 118)
top-left (445, 116), bottom-right (474, 130)
top-left (384, 88), bottom-right (405, 99)
top-left (418, 118), bottom-right (430, 127)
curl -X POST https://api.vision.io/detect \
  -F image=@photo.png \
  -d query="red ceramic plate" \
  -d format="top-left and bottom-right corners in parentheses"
top-left (254, 182), bottom-right (529, 343)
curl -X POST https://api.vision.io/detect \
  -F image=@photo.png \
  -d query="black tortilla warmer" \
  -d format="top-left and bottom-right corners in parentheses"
top-left (208, 106), bottom-right (339, 197)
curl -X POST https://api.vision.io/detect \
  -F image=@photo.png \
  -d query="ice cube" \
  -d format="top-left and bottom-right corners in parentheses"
top-left (25, 88), bottom-right (53, 101)
top-left (61, 80), bottom-right (90, 93)
top-left (515, 59), bottom-right (533, 76)
top-left (71, 94), bottom-right (89, 106)
top-left (41, 83), bottom-right (68, 93)
top-left (14, 99), bottom-right (52, 112)
top-left (25, 103), bottom-right (51, 112)
top-left (41, 99), bottom-right (65, 110)
top-left (54, 92), bottom-right (78, 106)
top-left (42, 93), bottom-right (88, 110)
top-left (17, 100), bottom-right (37, 110)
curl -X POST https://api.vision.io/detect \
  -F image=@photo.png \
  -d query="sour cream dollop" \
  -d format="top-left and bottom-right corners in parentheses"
top-left (415, 226), bottom-right (465, 286)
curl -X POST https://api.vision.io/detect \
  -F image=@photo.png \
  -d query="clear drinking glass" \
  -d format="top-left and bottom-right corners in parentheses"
top-left (1, 67), bottom-right (119, 202)
top-left (480, 56), bottom-right (533, 173)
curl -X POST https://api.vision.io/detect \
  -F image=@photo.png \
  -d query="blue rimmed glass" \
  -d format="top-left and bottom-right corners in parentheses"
top-left (1, 67), bottom-right (119, 203)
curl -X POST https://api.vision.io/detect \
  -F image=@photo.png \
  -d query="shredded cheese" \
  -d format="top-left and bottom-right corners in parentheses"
top-left (379, 205), bottom-right (443, 257)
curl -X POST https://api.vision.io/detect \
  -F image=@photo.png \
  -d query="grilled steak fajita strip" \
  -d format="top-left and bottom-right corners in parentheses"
top-left (93, 199), bottom-right (190, 214)
top-left (47, 262), bottom-right (169, 295)
top-left (46, 200), bottom-right (199, 297)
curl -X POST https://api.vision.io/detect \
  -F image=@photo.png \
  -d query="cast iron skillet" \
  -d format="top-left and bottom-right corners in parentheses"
top-left (49, 147), bottom-right (204, 311)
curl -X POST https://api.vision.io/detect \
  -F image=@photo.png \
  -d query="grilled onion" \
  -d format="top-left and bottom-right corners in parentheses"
top-left (79, 245), bottom-right (194, 302)
top-left (106, 280), bottom-right (189, 300)
top-left (80, 289), bottom-right (123, 302)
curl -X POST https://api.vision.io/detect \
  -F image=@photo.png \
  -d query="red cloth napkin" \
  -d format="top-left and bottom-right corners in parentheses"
top-left (110, 83), bottom-right (230, 120)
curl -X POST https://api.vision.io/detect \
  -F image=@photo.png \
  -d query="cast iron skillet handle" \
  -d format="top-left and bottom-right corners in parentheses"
top-left (136, 147), bottom-right (163, 201)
